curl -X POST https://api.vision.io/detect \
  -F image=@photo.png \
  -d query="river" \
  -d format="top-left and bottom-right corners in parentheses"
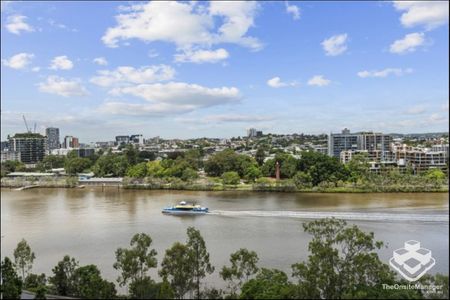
top-left (1, 188), bottom-right (448, 291)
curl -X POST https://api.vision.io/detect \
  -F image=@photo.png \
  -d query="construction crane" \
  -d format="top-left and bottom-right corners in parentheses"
top-left (22, 115), bottom-right (31, 133)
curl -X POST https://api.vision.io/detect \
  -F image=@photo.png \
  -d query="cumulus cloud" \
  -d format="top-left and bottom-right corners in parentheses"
top-left (99, 82), bottom-right (240, 116)
top-left (2, 52), bottom-right (34, 69)
top-left (90, 65), bottom-right (175, 87)
top-left (357, 68), bottom-right (413, 78)
top-left (389, 32), bottom-right (425, 54)
top-left (178, 114), bottom-right (273, 123)
top-left (266, 76), bottom-right (298, 88)
top-left (321, 33), bottom-right (348, 56)
top-left (93, 57), bottom-right (108, 66)
top-left (285, 2), bottom-right (300, 20)
top-left (37, 76), bottom-right (88, 97)
top-left (102, 1), bottom-right (261, 50)
top-left (5, 15), bottom-right (34, 34)
top-left (49, 55), bottom-right (74, 70)
top-left (393, 1), bottom-right (449, 30)
top-left (174, 48), bottom-right (229, 63)
top-left (307, 75), bottom-right (331, 87)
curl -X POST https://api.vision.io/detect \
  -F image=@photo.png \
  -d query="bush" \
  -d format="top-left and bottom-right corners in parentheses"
top-left (222, 171), bottom-right (240, 185)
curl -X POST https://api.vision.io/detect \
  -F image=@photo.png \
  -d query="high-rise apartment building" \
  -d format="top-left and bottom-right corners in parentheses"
top-left (328, 129), bottom-right (393, 162)
top-left (45, 127), bottom-right (60, 151)
top-left (8, 133), bottom-right (46, 164)
top-left (63, 136), bottom-right (79, 148)
top-left (247, 128), bottom-right (257, 138)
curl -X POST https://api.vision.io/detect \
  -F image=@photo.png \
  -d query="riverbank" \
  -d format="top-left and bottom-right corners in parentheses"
top-left (2, 176), bottom-right (448, 193)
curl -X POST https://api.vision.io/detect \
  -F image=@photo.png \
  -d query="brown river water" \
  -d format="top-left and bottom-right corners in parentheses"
top-left (1, 188), bottom-right (448, 291)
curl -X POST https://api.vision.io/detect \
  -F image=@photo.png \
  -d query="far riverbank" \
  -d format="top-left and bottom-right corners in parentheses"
top-left (1, 176), bottom-right (448, 193)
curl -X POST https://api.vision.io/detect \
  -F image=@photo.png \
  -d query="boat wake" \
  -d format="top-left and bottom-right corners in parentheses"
top-left (208, 210), bottom-right (449, 223)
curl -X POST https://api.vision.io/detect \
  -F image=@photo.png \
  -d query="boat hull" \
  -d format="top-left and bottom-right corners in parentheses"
top-left (162, 208), bottom-right (209, 215)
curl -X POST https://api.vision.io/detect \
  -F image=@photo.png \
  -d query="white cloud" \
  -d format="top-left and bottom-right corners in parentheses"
top-left (307, 75), bottom-right (331, 87)
top-left (321, 33), bottom-right (348, 56)
top-left (2, 53), bottom-right (34, 69)
top-left (389, 32), bottom-right (425, 54)
top-left (148, 49), bottom-right (159, 58)
top-left (393, 1), bottom-right (449, 30)
top-left (37, 76), bottom-right (88, 97)
top-left (90, 65), bottom-right (175, 87)
top-left (266, 76), bottom-right (298, 88)
top-left (102, 1), bottom-right (261, 50)
top-left (49, 55), bottom-right (74, 70)
top-left (178, 114), bottom-right (273, 123)
top-left (357, 68), bottom-right (413, 78)
top-left (32, 66), bottom-right (40, 72)
top-left (5, 15), bottom-right (34, 34)
top-left (174, 48), bottom-right (229, 63)
top-left (100, 82), bottom-right (240, 116)
top-left (405, 105), bottom-right (426, 115)
top-left (285, 2), bottom-right (300, 20)
top-left (93, 57), bottom-right (108, 66)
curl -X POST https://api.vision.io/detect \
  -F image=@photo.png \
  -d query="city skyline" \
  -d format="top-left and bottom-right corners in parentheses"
top-left (1, 1), bottom-right (449, 142)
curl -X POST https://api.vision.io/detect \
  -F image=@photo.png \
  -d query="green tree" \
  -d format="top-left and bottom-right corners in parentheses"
top-left (186, 227), bottom-right (214, 299)
top-left (123, 144), bottom-right (139, 165)
top-left (424, 168), bottom-right (446, 182)
top-left (291, 218), bottom-right (400, 299)
top-left (244, 165), bottom-right (262, 183)
top-left (126, 162), bottom-right (148, 178)
top-left (181, 168), bottom-right (199, 181)
top-left (49, 255), bottom-right (78, 296)
top-left (113, 233), bottom-right (158, 298)
top-left (220, 248), bottom-right (259, 295)
top-left (255, 148), bottom-right (266, 166)
top-left (183, 149), bottom-right (203, 169)
top-left (71, 264), bottom-right (117, 299)
top-left (138, 151), bottom-right (156, 162)
top-left (346, 152), bottom-right (370, 183)
top-left (298, 151), bottom-right (349, 186)
top-left (13, 239), bottom-right (36, 280)
top-left (34, 285), bottom-right (47, 299)
top-left (159, 242), bottom-right (193, 299)
top-left (239, 268), bottom-right (296, 299)
top-left (36, 155), bottom-right (66, 171)
top-left (64, 157), bottom-right (92, 175)
top-left (293, 171), bottom-right (313, 189)
top-left (0, 257), bottom-right (22, 299)
top-left (146, 161), bottom-right (166, 178)
top-left (222, 171), bottom-right (240, 185)
top-left (24, 273), bottom-right (46, 289)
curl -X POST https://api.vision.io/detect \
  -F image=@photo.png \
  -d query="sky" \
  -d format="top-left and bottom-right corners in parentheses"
top-left (1, 1), bottom-right (449, 143)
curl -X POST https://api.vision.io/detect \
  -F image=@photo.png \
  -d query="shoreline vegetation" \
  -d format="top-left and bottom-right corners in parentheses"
top-left (1, 146), bottom-right (448, 193)
top-left (1, 176), bottom-right (448, 193)
top-left (2, 219), bottom-right (448, 299)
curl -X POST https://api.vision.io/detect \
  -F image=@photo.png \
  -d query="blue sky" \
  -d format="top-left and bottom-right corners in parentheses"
top-left (1, 1), bottom-right (449, 142)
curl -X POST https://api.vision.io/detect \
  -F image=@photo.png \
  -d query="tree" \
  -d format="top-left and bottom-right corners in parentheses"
top-left (220, 248), bottom-right (259, 295)
top-left (255, 148), bottom-right (266, 166)
top-left (64, 157), bottom-right (92, 175)
top-left (298, 151), bottom-right (349, 186)
top-left (0, 257), bottom-right (22, 299)
top-left (186, 227), bottom-right (214, 299)
top-left (138, 151), bottom-right (156, 162)
top-left (346, 152), bottom-right (370, 183)
top-left (181, 168), bottom-right (199, 181)
top-left (291, 218), bottom-right (400, 299)
top-left (113, 233), bottom-right (157, 298)
top-left (34, 285), bottom-right (47, 299)
top-left (222, 171), bottom-right (240, 185)
top-left (244, 165), bottom-right (262, 182)
top-left (24, 273), bottom-right (46, 289)
top-left (49, 255), bottom-right (78, 296)
top-left (13, 239), bottom-right (35, 280)
top-left (71, 265), bottom-right (116, 299)
top-left (123, 144), bottom-right (139, 165)
top-left (126, 162), bottom-right (148, 178)
top-left (36, 155), bottom-right (66, 171)
top-left (240, 268), bottom-right (296, 299)
top-left (159, 242), bottom-right (193, 299)
top-left (293, 171), bottom-right (313, 189)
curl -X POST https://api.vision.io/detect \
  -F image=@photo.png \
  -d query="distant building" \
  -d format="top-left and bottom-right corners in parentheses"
top-left (8, 133), bottom-right (46, 164)
top-left (51, 148), bottom-right (95, 158)
top-left (130, 134), bottom-right (144, 145)
top-left (1, 151), bottom-right (21, 162)
top-left (1, 141), bottom-right (9, 151)
top-left (328, 129), bottom-right (392, 162)
top-left (247, 128), bottom-right (257, 138)
top-left (45, 127), bottom-right (60, 151)
top-left (256, 130), bottom-right (263, 137)
top-left (115, 135), bottom-right (130, 145)
top-left (63, 136), bottom-right (79, 148)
